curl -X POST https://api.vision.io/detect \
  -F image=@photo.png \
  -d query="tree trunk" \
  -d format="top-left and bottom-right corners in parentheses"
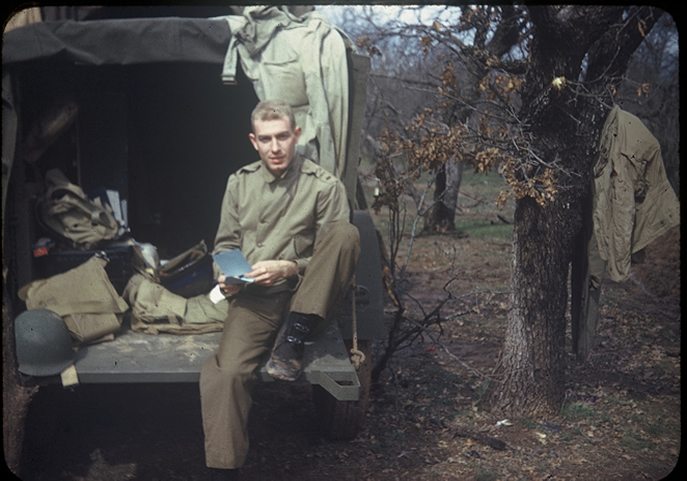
top-left (483, 5), bottom-right (661, 418)
top-left (484, 197), bottom-right (577, 416)
top-left (424, 156), bottom-right (463, 233)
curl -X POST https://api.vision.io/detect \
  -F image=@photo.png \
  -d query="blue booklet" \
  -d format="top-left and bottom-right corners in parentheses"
top-left (212, 249), bottom-right (255, 284)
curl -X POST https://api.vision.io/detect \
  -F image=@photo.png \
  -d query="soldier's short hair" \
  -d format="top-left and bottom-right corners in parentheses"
top-left (251, 100), bottom-right (297, 132)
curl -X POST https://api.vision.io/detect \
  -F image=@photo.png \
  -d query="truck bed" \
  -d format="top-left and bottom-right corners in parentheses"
top-left (66, 210), bottom-right (387, 403)
top-left (71, 320), bottom-right (360, 401)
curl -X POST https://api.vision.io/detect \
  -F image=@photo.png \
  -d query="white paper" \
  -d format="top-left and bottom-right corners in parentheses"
top-left (209, 284), bottom-right (226, 304)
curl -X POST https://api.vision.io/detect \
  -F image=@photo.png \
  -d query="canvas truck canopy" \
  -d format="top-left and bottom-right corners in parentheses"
top-left (2, 6), bottom-right (369, 218)
top-left (2, 15), bottom-right (233, 222)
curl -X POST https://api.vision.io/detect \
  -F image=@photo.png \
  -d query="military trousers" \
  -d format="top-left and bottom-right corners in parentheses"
top-left (200, 220), bottom-right (361, 469)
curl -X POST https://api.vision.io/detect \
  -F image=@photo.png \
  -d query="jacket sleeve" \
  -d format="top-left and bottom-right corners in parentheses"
top-left (316, 177), bottom-right (350, 233)
top-left (212, 175), bottom-right (242, 278)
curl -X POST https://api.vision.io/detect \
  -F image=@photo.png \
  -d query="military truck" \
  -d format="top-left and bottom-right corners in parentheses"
top-left (2, 6), bottom-right (385, 473)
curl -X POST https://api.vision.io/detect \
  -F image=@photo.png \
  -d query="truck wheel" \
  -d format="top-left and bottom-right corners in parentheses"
top-left (313, 339), bottom-right (372, 440)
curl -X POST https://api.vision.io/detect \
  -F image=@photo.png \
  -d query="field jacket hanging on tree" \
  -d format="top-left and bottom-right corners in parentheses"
top-left (592, 104), bottom-right (680, 282)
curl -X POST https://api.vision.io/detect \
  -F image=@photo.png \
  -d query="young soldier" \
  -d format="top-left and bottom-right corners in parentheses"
top-left (200, 100), bottom-right (360, 480)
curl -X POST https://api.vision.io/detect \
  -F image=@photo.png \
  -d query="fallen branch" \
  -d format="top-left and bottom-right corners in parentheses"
top-left (451, 424), bottom-right (508, 451)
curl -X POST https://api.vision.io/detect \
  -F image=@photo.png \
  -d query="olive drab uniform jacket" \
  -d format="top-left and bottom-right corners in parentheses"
top-left (592, 105), bottom-right (680, 282)
top-left (213, 153), bottom-right (350, 289)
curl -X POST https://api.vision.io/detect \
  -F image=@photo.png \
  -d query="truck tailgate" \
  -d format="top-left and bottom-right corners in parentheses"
top-left (71, 321), bottom-right (360, 401)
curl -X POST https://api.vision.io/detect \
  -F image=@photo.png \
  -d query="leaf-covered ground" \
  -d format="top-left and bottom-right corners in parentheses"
top-left (17, 176), bottom-right (680, 481)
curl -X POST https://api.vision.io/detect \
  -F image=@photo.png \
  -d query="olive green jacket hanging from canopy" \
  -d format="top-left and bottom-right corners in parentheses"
top-left (219, 6), bottom-right (354, 185)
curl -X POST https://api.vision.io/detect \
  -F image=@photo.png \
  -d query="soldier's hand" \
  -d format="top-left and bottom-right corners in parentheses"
top-left (217, 275), bottom-right (243, 297)
top-left (246, 260), bottom-right (298, 286)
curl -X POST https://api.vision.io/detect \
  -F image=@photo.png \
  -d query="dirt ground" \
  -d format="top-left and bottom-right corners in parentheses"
top-left (13, 188), bottom-right (680, 480)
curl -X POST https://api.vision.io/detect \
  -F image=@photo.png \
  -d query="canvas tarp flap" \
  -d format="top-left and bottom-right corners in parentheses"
top-left (2, 16), bottom-right (232, 66)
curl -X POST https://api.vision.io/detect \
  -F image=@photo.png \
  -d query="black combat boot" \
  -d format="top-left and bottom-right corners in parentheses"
top-left (266, 312), bottom-right (320, 381)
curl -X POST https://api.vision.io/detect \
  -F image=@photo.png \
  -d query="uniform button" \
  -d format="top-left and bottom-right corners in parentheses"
top-left (257, 243), bottom-right (263, 247)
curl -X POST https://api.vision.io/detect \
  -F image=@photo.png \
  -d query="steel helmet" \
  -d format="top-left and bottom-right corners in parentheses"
top-left (14, 308), bottom-right (75, 376)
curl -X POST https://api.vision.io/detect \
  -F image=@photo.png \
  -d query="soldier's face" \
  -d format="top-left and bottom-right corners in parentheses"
top-left (249, 117), bottom-right (301, 177)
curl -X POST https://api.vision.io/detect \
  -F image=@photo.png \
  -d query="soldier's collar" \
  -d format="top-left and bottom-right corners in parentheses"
top-left (260, 154), bottom-right (303, 183)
